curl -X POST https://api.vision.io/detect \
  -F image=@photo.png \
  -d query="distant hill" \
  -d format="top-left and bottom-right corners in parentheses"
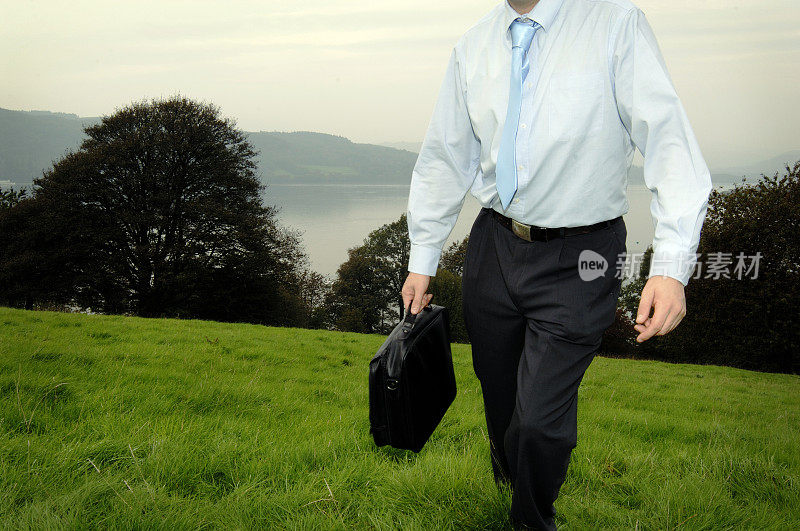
top-left (1, 107), bottom-right (797, 189)
top-left (0, 108), bottom-right (102, 188)
top-left (247, 131), bottom-right (417, 185)
top-left (0, 108), bottom-right (419, 188)
top-left (626, 150), bottom-right (800, 186)
top-left (715, 150), bottom-right (800, 182)
top-left (378, 141), bottom-right (423, 153)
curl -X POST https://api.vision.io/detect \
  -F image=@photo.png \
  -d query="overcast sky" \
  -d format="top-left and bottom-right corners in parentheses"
top-left (2, 0), bottom-right (798, 168)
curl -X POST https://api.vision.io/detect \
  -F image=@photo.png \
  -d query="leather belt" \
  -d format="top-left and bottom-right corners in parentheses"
top-left (489, 208), bottom-right (621, 242)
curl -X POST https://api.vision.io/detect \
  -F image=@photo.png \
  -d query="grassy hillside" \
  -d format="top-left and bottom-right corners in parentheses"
top-left (0, 306), bottom-right (798, 528)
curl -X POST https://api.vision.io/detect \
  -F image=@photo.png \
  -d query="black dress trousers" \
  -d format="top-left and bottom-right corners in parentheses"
top-left (461, 206), bottom-right (626, 530)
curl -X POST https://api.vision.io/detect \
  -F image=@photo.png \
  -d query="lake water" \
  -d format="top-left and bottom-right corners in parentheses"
top-left (266, 183), bottom-right (732, 279)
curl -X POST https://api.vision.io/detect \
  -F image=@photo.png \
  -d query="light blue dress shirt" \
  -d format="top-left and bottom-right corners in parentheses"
top-left (406, 0), bottom-right (713, 286)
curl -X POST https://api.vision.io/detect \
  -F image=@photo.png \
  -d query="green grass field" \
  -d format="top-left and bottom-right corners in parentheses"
top-left (1, 306), bottom-right (798, 529)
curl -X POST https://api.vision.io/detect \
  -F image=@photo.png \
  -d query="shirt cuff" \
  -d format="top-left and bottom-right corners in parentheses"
top-left (408, 244), bottom-right (442, 277)
top-left (648, 248), bottom-right (699, 287)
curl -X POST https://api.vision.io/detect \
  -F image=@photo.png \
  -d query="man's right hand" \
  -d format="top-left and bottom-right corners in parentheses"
top-left (402, 272), bottom-right (433, 315)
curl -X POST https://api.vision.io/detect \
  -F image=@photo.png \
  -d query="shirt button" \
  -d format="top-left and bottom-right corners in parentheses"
top-left (513, 198), bottom-right (520, 203)
top-left (520, 123), bottom-right (527, 129)
top-left (518, 165), bottom-right (524, 171)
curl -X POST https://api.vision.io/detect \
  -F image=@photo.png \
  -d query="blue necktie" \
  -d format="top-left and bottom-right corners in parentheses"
top-left (496, 18), bottom-right (539, 211)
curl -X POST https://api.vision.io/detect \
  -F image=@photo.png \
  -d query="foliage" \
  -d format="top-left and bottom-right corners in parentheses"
top-left (436, 239), bottom-right (469, 343)
top-left (324, 246), bottom-right (389, 334)
top-left (0, 187), bottom-right (28, 209)
top-left (323, 213), bottom-right (469, 341)
top-left (0, 95), bottom-right (310, 326)
top-left (427, 268), bottom-right (468, 344)
top-left (600, 246), bottom-right (651, 357)
top-left (630, 161), bottom-right (800, 374)
top-left (297, 269), bottom-right (334, 330)
top-left (439, 237), bottom-right (468, 278)
top-left (323, 214), bottom-right (410, 334)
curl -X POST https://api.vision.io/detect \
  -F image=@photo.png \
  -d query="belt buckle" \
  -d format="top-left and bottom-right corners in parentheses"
top-left (511, 219), bottom-right (532, 242)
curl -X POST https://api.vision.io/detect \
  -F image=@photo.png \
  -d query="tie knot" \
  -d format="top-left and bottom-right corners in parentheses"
top-left (510, 18), bottom-right (538, 51)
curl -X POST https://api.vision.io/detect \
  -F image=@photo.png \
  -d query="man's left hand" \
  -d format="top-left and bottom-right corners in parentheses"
top-left (634, 275), bottom-right (686, 342)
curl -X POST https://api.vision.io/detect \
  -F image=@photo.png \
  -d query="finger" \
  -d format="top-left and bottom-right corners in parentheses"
top-left (637, 315), bottom-right (661, 342)
top-left (636, 288), bottom-right (654, 325)
top-left (659, 305), bottom-right (686, 335)
top-left (670, 308), bottom-right (687, 331)
top-left (633, 317), bottom-right (651, 333)
top-left (656, 306), bottom-right (679, 335)
top-left (402, 282), bottom-right (414, 311)
top-left (411, 290), bottom-right (425, 314)
top-left (637, 303), bottom-right (668, 342)
top-left (402, 292), bottom-right (412, 311)
top-left (636, 326), bottom-right (657, 342)
top-left (650, 300), bottom-right (670, 332)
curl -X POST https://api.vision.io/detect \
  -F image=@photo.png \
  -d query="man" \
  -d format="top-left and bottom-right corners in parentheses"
top-left (401, 0), bottom-right (712, 528)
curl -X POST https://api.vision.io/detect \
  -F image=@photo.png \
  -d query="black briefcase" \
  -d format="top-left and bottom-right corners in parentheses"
top-left (368, 302), bottom-right (457, 453)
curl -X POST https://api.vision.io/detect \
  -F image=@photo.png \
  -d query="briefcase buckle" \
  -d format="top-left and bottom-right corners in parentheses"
top-left (386, 378), bottom-right (399, 391)
top-left (511, 219), bottom-right (532, 242)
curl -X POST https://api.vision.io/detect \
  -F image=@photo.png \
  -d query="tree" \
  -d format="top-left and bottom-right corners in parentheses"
top-left (602, 244), bottom-right (651, 357)
top-left (0, 187), bottom-right (27, 209)
top-left (0, 95), bottom-right (309, 325)
top-left (322, 212), bottom-right (469, 340)
top-left (0, 187), bottom-right (61, 310)
top-left (363, 214), bottom-right (411, 323)
top-left (439, 237), bottom-right (468, 277)
top-left (435, 237), bottom-right (470, 343)
top-left (322, 215), bottom-right (409, 334)
top-left (324, 246), bottom-right (389, 334)
top-left (427, 267), bottom-right (469, 343)
top-left (633, 161), bottom-right (800, 374)
top-left (297, 270), bottom-right (333, 329)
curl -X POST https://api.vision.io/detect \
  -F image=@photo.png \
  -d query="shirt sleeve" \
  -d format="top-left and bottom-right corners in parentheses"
top-left (406, 46), bottom-right (482, 276)
top-left (610, 7), bottom-right (713, 286)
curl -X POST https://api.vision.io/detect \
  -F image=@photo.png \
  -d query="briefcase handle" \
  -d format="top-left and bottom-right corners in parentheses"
top-left (401, 294), bottom-right (434, 333)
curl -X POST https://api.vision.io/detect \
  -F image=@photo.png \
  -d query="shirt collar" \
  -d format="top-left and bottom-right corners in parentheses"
top-left (502, 0), bottom-right (563, 34)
